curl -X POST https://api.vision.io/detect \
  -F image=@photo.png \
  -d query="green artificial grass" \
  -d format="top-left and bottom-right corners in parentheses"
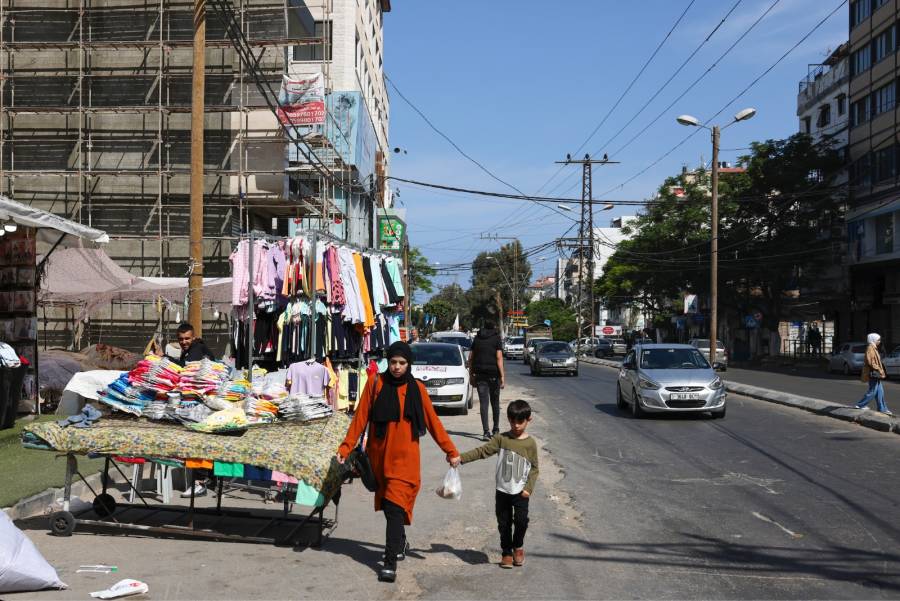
top-left (0, 415), bottom-right (104, 508)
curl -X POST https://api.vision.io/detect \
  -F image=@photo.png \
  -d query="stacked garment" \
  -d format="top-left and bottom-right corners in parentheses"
top-left (97, 373), bottom-right (156, 416)
top-left (276, 394), bottom-right (332, 422)
top-left (128, 356), bottom-right (182, 394)
top-left (176, 359), bottom-right (231, 402)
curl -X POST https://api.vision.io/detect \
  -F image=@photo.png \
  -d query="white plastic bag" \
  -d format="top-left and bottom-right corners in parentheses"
top-left (435, 467), bottom-right (462, 500)
top-left (90, 579), bottom-right (149, 599)
top-left (0, 511), bottom-right (67, 593)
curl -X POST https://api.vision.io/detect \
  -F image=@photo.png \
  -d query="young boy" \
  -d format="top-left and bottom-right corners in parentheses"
top-left (452, 399), bottom-right (539, 568)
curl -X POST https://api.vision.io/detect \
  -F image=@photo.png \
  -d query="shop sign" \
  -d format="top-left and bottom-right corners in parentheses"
top-left (276, 73), bottom-right (325, 126)
top-left (595, 325), bottom-right (621, 336)
top-left (378, 215), bottom-right (405, 250)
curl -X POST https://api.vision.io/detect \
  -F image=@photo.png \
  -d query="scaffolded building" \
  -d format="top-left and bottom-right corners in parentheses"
top-left (1, 0), bottom-right (389, 351)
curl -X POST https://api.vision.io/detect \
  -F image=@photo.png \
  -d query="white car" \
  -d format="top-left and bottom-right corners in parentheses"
top-left (428, 331), bottom-right (474, 363)
top-left (504, 336), bottom-right (525, 359)
top-left (689, 338), bottom-right (728, 370)
top-left (411, 342), bottom-right (472, 415)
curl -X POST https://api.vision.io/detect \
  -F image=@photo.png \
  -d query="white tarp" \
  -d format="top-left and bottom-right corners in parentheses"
top-left (38, 248), bottom-right (232, 318)
top-left (0, 196), bottom-right (108, 246)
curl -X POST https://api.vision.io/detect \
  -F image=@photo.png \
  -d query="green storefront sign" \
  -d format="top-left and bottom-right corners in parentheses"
top-left (378, 215), bottom-right (406, 250)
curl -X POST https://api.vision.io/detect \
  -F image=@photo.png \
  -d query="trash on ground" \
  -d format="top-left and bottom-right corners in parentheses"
top-left (0, 511), bottom-right (67, 593)
top-left (89, 579), bottom-right (149, 599)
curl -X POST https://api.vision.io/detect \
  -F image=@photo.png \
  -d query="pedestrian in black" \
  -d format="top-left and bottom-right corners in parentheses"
top-left (166, 322), bottom-right (215, 367)
top-left (808, 324), bottom-right (822, 357)
top-left (469, 321), bottom-right (505, 441)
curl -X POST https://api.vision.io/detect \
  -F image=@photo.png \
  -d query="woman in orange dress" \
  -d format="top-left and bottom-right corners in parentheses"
top-left (337, 341), bottom-right (459, 582)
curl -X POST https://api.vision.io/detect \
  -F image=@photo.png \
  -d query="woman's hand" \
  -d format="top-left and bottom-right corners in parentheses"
top-left (520, 490), bottom-right (530, 498)
top-left (335, 452), bottom-right (345, 465)
top-left (449, 455), bottom-right (461, 468)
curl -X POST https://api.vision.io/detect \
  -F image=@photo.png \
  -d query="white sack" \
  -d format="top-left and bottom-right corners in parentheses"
top-left (0, 511), bottom-right (67, 593)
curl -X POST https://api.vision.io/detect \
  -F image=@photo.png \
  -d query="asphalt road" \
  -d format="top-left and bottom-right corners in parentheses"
top-left (516, 360), bottom-right (900, 599)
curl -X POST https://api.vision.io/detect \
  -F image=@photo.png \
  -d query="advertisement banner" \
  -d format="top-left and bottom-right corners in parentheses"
top-left (595, 325), bottom-right (622, 336)
top-left (277, 73), bottom-right (326, 126)
top-left (378, 215), bottom-right (406, 250)
top-left (684, 293), bottom-right (698, 314)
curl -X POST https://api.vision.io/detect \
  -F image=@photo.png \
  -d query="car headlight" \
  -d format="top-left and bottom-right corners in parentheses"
top-left (638, 376), bottom-right (660, 390)
top-left (445, 378), bottom-right (464, 385)
top-left (565, 357), bottom-right (576, 365)
top-left (708, 376), bottom-right (723, 390)
top-left (539, 357), bottom-right (552, 365)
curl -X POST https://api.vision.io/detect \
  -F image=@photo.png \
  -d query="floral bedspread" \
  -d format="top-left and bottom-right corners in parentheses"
top-left (24, 414), bottom-right (350, 499)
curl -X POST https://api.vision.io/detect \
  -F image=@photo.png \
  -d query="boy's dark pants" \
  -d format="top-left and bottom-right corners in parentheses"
top-left (495, 490), bottom-right (529, 555)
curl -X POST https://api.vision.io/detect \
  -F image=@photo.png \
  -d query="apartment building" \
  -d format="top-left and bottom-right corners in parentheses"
top-left (847, 0), bottom-right (900, 347)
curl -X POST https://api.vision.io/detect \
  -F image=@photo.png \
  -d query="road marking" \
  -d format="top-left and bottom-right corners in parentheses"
top-left (671, 472), bottom-right (783, 495)
top-left (752, 511), bottom-right (803, 539)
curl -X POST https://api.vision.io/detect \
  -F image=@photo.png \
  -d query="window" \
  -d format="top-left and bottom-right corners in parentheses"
top-left (874, 0), bottom-right (890, 10)
top-left (851, 96), bottom-right (871, 126)
top-left (876, 212), bottom-right (894, 254)
top-left (836, 94), bottom-right (847, 116)
top-left (802, 116), bottom-right (812, 133)
top-left (292, 21), bottom-right (332, 61)
top-left (817, 103), bottom-right (832, 127)
top-left (875, 145), bottom-right (897, 181)
top-left (851, 0), bottom-right (872, 28)
top-left (852, 152), bottom-right (873, 186)
top-left (874, 26), bottom-right (896, 63)
top-left (873, 81), bottom-right (896, 115)
top-left (852, 45), bottom-right (872, 76)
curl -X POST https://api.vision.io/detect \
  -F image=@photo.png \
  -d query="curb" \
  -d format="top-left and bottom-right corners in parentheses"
top-left (580, 356), bottom-right (900, 435)
top-left (2, 471), bottom-right (104, 521)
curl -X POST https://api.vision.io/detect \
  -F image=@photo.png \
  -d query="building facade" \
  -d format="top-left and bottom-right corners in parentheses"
top-left (847, 0), bottom-right (900, 348)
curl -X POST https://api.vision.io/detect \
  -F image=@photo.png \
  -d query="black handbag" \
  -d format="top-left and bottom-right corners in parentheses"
top-left (347, 374), bottom-right (378, 492)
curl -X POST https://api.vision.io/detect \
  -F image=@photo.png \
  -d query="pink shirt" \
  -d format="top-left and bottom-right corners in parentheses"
top-left (286, 361), bottom-right (331, 395)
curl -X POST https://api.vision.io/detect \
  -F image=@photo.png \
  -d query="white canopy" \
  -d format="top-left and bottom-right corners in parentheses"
top-left (39, 248), bottom-right (232, 318)
top-left (0, 195), bottom-right (109, 245)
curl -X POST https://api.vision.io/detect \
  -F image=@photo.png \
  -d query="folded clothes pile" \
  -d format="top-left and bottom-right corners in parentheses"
top-left (98, 373), bottom-right (156, 416)
top-left (177, 359), bottom-right (231, 402)
top-left (218, 378), bottom-right (251, 403)
top-left (243, 397), bottom-right (279, 423)
top-left (128, 356), bottom-right (182, 394)
top-left (276, 394), bottom-right (332, 422)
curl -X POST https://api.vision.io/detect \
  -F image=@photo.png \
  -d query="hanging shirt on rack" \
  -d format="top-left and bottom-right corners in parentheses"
top-left (353, 252), bottom-right (375, 328)
top-left (386, 257), bottom-right (406, 299)
top-left (285, 360), bottom-right (331, 396)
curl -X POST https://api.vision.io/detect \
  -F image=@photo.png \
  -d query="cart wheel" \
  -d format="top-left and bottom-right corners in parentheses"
top-left (92, 493), bottom-right (117, 517)
top-left (49, 511), bottom-right (75, 537)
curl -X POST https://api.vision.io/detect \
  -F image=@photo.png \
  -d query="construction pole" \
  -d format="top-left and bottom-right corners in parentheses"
top-left (404, 239), bottom-right (411, 340)
top-left (189, 0), bottom-right (206, 334)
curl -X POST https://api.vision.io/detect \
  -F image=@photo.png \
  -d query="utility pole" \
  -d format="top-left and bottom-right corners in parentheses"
top-left (188, 0), bottom-right (206, 334)
top-left (710, 126), bottom-right (720, 368)
top-left (555, 155), bottom-right (618, 344)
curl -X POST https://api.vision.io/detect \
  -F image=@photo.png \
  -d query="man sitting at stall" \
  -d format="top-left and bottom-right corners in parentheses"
top-left (167, 323), bottom-right (215, 367)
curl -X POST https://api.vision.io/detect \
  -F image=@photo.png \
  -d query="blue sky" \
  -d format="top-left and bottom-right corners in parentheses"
top-left (383, 0), bottom-right (848, 296)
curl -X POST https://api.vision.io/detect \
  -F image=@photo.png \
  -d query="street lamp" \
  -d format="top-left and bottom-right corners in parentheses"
top-left (557, 204), bottom-right (574, 212)
top-left (677, 107), bottom-right (756, 369)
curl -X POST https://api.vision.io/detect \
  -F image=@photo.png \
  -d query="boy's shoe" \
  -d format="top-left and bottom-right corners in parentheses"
top-left (482, 432), bottom-right (492, 441)
top-left (500, 555), bottom-right (514, 569)
top-left (883, 410), bottom-right (895, 417)
top-left (180, 482), bottom-right (207, 498)
top-left (378, 567), bottom-right (396, 582)
top-left (513, 548), bottom-right (525, 566)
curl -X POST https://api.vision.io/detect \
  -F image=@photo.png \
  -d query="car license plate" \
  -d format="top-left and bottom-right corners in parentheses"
top-left (426, 388), bottom-right (439, 396)
top-left (669, 393), bottom-right (700, 400)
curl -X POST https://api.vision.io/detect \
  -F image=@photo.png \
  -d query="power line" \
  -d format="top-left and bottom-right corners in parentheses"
top-left (534, 0), bottom-right (697, 196)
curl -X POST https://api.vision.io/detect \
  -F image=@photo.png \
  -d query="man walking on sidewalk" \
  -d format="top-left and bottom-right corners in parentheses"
top-left (855, 332), bottom-right (893, 416)
top-left (470, 321), bottom-right (505, 440)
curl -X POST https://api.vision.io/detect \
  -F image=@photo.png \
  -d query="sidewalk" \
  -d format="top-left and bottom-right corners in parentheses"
top-left (581, 356), bottom-right (900, 436)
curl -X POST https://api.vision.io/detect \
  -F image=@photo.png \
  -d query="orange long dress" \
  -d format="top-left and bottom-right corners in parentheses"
top-left (338, 376), bottom-right (458, 525)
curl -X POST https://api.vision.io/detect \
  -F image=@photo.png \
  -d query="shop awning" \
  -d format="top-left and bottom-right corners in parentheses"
top-left (0, 195), bottom-right (109, 245)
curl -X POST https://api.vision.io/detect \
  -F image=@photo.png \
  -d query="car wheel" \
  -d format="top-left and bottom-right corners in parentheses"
top-left (572, 370), bottom-right (578, 377)
top-left (616, 385), bottom-right (627, 410)
top-left (631, 388), bottom-right (644, 418)
top-left (459, 404), bottom-right (468, 416)
top-left (535, 366), bottom-right (542, 377)
top-left (843, 362), bottom-right (850, 376)
top-left (467, 389), bottom-right (474, 409)
top-left (712, 405), bottom-right (727, 419)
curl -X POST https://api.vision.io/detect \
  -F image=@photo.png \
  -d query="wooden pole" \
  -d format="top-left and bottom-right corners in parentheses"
top-left (710, 125), bottom-right (720, 368)
top-left (189, 0), bottom-right (206, 334)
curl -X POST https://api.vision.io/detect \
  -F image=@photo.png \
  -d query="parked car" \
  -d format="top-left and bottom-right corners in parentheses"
top-left (531, 341), bottom-right (578, 377)
top-left (503, 336), bottom-right (525, 359)
top-left (429, 331), bottom-right (474, 363)
top-left (570, 337), bottom-right (603, 356)
top-left (607, 338), bottom-right (627, 355)
top-left (617, 343), bottom-right (726, 418)
top-left (689, 338), bottom-right (728, 370)
top-left (828, 342), bottom-right (868, 375)
top-left (883, 346), bottom-right (900, 377)
top-left (411, 342), bottom-right (472, 415)
top-left (524, 338), bottom-right (552, 365)
top-left (594, 338), bottom-right (614, 358)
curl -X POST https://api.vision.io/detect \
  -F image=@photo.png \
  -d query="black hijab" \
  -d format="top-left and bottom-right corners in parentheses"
top-left (370, 341), bottom-right (426, 440)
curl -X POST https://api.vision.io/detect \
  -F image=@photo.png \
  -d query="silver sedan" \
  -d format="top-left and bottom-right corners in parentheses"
top-left (616, 343), bottom-right (726, 418)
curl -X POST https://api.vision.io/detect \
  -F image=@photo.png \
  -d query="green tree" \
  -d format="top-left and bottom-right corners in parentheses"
top-left (595, 133), bottom-right (844, 328)
top-left (422, 298), bottom-right (454, 331)
top-left (406, 247), bottom-right (436, 304)
top-left (468, 241), bottom-right (532, 327)
top-left (525, 298), bottom-right (577, 341)
top-left (426, 283), bottom-right (471, 330)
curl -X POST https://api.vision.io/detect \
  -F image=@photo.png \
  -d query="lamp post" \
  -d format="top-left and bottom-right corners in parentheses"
top-left (676, 107), bottom-right (756, 368)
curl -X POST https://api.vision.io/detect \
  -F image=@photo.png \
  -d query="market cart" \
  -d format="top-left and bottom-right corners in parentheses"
top-left (22, 414), bottom-right (350, 547)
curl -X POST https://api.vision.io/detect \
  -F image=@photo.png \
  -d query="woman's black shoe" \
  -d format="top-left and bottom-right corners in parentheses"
top-left (378, 567), bottom-right (397, 582)
top-left (383, 539), bottom-right (410, 561)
